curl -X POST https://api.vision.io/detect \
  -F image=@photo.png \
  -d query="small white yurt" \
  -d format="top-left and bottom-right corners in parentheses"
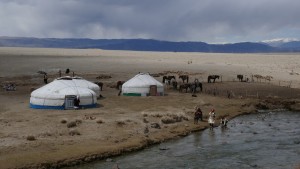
top-left (30, 76), bottom-right (99, 109)
top-left (122, 73), bottom-right (164, 96)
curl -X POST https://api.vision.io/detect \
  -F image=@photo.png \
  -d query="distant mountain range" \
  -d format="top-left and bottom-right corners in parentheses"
top-left (0, 36), bottom-right (300, 53)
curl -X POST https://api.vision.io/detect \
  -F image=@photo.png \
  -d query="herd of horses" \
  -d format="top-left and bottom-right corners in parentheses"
top-left (162, 74), bottom-right (221, 93)
top-left (94, 74), bottom-right (246, 94)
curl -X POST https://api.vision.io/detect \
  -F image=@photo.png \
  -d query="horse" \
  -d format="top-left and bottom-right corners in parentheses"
top-left (190, 79), bottom-right (202, 93)
top-left (207, 75), bottom-right (220, 83)
top-left (179, 75), bottom-right (189, 83)
top-left (162, 76), bottom-right (176, 85)
top-left (116, 81), bottom-right (125, 90)
top-left (237, 74), bottom-right (243, 82)
top-left (94, 81), bottom-right (103, 91)
top-left (179, 83), bottom-right (191, 93)
top-left (172, 80), bottom-right (178, 90)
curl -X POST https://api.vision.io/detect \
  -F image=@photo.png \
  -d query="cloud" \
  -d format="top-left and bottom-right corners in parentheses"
top-left (0, 0), bottom-right (300, 43)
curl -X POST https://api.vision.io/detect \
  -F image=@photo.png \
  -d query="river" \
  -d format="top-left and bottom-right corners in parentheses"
top-left (72, 111), bottom-right (300, 169)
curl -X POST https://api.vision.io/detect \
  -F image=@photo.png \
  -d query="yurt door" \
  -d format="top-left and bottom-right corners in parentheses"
top-left (149, 85), bottom-right (157, 96)
top-left (65, 95), bottom-right (76, 109)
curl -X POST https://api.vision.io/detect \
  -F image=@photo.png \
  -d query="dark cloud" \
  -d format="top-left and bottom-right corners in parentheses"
top-left (0, 0), bottom-right (299, 43)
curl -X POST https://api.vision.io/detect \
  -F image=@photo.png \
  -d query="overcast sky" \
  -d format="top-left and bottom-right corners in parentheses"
top-left (0, 0), bottom-right (299, 43)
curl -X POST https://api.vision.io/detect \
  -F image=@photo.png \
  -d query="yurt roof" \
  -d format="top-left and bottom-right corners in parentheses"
top-left (55, 76), bottom-right (99, 95)
top-left (31, 78), bottom-right (97, 99)
top-left (122, 73), bottom-right (163, 88)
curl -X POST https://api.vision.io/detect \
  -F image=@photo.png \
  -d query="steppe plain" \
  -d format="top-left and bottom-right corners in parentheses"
top-left (0, 47), bottom-right (300, 169)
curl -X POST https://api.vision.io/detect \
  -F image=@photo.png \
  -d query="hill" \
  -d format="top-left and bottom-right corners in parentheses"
top-left (0, 36), bottom-right (285, 53)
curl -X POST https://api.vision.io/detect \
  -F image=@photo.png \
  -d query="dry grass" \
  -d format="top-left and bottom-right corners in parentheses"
top-left (142, 112), bottom-right (189, 124)
top-left (67, 121), bottom-right (77, 128)
top-left (143, 118), bottom-right (149, 123)
top-left (39, 131), bottom-right (52, 137)
top-left (161, 116), bottom-right (177, 124)
top-left (116, 120), bottom-right (126, 126)
top-left (96, 119), bottom-right (104, 124)
top-left (60, 118), bottom-right (67, 124)
top-left (75, 119), bottom-right (82, 124)
top-left (160, 112), bottom-right (189, 124)
top-left (69, 129), bottom-right (81, 136)
top-left (26, 135), bottom-right (36, 141)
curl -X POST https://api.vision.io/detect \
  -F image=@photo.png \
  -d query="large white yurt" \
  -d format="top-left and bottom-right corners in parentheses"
top-left (30, 76), bottom-right (99, 109)
top-left (122, 73), bottom-right (164, 96)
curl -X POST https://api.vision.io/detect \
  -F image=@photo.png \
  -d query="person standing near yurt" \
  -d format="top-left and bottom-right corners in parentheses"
top-left (43, 74), bottom-right (48, 84)
top-left (74, 96), bottom-right (80, 109)
top-left (208, 109), bottom-right (216, 129)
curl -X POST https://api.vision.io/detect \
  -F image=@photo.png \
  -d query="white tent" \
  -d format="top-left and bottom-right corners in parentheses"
top-left (30, 76), bottom-right (98, 109)
top-left (122, 73), bottom-right (164, 96)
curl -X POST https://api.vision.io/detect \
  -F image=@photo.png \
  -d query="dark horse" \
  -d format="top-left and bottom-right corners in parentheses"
top-left (172, 81), bottom-right (178, 90)
top-left (116, 81), bottom-right (125, 90)
top-left (190, 79), bottom-right (202, 93)
top-left (94, 81), bottom-right (103, 91)
top-left (237, 74), bottom-right (243, 82)
top-left (162, 75), bottom-right (176, 85)
top-left (179, 83), bottom-right (191, 93)
top-left (179, 75), bottom-right (189, 83)
top-left (207, 75), bottom-right (220, 83)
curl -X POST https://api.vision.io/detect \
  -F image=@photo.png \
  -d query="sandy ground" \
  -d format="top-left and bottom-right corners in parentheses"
top-left (0, 47), bottom-right (300, 169)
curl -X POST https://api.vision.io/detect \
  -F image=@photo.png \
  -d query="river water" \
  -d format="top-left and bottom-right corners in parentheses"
top-left (74, 111), bottom-right (300, 169)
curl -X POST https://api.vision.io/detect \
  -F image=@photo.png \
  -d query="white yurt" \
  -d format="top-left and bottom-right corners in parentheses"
top-left (122, 73), bottom-right (164, 96)
top-left (30, 76), bottom-right (99, 109)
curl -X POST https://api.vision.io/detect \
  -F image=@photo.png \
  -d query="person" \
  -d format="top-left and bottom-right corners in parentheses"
top-left (220, 117), bottom-right (228, 128)
top-left (43, 74), bottom-right (48, 84)
top-left (74, 96), bottom-right (80, 109)
top-left (66, 68), bottom-right (70, 74)
top-left (208, 109), bottom-right (216, 128)
top-left (58, 70), bottom-right (62, 77)
top-left (195, 107), bottom-right (203, 124)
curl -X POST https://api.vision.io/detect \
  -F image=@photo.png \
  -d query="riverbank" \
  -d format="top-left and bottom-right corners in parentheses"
top-left (1, 48), bottom-right (300, 169)
top-left (1, 75), bottom-right (300, 169)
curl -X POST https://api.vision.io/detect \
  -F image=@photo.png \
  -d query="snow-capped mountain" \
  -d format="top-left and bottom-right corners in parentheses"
top-left (261, 38), bottom-right (299, 47)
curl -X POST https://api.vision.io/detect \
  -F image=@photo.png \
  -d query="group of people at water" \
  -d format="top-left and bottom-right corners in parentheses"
top-left (194, 106), bottom-right (228, 129)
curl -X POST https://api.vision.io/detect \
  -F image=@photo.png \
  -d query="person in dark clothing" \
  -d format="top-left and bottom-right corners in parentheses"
top-left (194, 107), bottom-right (203, 124)
top-left (43, 74), bottom-right (48, 84)
top-left (66, 68), bottom-right (70, 74)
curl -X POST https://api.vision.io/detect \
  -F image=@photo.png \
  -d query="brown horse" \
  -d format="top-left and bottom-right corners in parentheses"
top-left (162, 75), bottom-right (176, 85)
top-left (207, 75), bottom-right (220, 83)
top-left (237, 74), bottom-right (243, 82)
top-left (179, 83), bottom-right (191, 93)
top-left (179, 75), bottom-right (189, 83)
